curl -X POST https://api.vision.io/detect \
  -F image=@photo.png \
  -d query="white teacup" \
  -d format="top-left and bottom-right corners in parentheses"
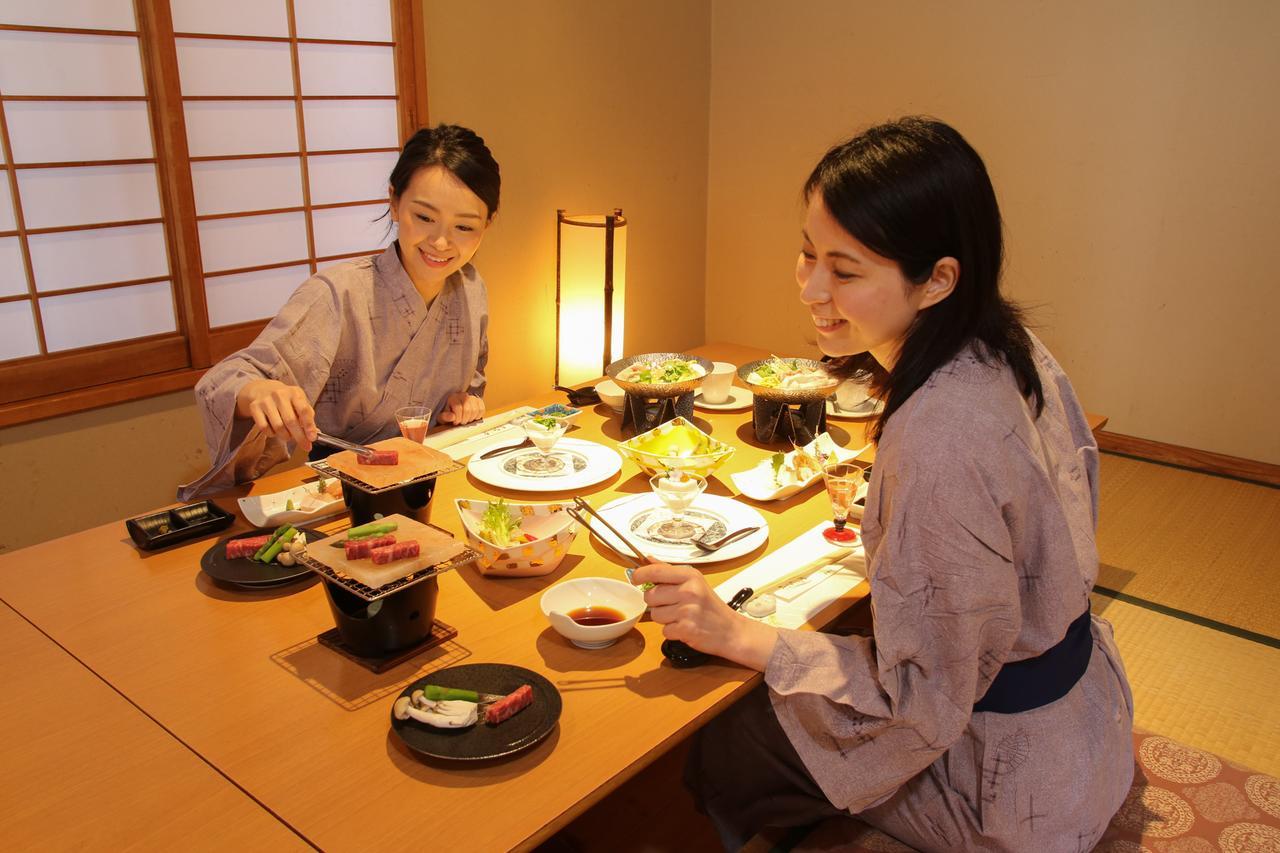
top-left (701, 361), bottom-right (737, 405)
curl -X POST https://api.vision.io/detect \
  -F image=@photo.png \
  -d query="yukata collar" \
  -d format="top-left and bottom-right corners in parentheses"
top-left (379, 242), bottom-right (460, 313)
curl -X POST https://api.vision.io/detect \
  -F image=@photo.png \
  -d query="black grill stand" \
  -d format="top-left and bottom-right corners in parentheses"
top-left (621, 391), bottom-right (695, 435)
top-left (752, 398), bottom-right (827, 444)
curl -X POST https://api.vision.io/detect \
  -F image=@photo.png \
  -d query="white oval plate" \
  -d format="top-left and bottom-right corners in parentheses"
top-left (731, 433), bottom-right (867, 502)
top-left (466, 437), bottom-right (622, 492)
top-left (237, 481), bottom-right (346, 528)
top-left (591, 493), bottom-right (768, 565)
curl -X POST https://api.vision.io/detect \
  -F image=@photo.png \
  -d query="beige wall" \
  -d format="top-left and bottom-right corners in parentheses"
top-left (421, 0), bottom-right (711, 407)
top-left (0, 1), bottom-right (711, 555)
top-left (705, 0), bottom-right (1280, 464)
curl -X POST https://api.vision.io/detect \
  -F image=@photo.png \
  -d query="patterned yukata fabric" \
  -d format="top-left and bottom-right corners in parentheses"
top-left (179, 244), bottom-right (487, 500)
top-left (763, 335), bottom-right (1135, 851)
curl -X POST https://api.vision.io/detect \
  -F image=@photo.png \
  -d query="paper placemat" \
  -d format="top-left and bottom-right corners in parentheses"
top-left (423, 406), bottom-right (535, 461)
top-left (714, 522), bottom-right (867, 629)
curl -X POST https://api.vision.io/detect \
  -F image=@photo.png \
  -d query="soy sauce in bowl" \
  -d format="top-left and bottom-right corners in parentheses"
top-left (567, 605), bottom-right (626, 626)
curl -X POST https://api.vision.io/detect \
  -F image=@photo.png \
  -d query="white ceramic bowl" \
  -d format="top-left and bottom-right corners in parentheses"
top-left (540, 577), bottom-right (646, 648)
top-left (595, 379), bottom-right (626, 413)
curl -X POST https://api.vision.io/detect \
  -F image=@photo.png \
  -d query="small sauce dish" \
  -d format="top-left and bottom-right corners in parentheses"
top-left (540, 577), bottom-right (645, 648)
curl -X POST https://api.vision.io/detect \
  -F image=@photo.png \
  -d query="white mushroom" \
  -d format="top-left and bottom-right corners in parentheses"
top-left (276, 551), bottom-right (296, 567)
top-left (405, 703), bottom-right (477, 728)
top-left (392, 696), bottom-right (412, 720)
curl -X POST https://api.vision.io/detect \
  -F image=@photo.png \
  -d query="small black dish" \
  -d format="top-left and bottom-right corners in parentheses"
top-left (200, 527), bottom-right (323, 588)
top-left (390, 663), bottom-right (562, 762)
top-left (126, 501), bottom-right (234, 551)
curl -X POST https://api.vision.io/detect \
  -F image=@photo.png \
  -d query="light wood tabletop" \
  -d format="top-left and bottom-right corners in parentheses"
top-left (0, 602), bottom-right (308, 850)
top-left (0, 341), bottom-right (1106, 850)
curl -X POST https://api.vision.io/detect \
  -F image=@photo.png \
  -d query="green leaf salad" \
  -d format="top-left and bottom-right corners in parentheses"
top-left (479, 498), bottom-right (522, 547)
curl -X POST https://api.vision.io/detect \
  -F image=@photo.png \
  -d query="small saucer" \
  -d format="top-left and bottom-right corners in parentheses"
top-left (826, 397), bottom-right (884, 419)
top-left (694, 386), bottom-right (754, 412)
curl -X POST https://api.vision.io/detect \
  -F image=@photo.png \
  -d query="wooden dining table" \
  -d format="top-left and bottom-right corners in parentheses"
top-left (0, 342), bottom-right (1107, 850)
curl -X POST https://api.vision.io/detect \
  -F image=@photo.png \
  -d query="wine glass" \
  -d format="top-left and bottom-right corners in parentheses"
top-left (394, 406), bottom-right (430, 443)
top-left (648, 470), bottom-right (707, 540)
top-left (820, 461), bottom-right (868, 544)
top-left (522, 417), bottom-right (568, 472)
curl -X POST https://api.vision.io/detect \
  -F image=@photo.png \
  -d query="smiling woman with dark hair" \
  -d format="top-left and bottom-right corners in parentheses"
top-left (634, 117), bottom-right (1134, 851)
top-left (180, 124), bottom-right (500, 499)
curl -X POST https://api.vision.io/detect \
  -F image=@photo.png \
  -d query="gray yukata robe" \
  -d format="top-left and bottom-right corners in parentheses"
top-left (179, 244), bottom-right (487, 500)
top-left (765, 336), bottom-right (1135, 852)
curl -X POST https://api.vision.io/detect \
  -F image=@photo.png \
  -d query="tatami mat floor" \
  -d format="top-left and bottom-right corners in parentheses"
top-left (539, 452), bottom-right (1280, 852)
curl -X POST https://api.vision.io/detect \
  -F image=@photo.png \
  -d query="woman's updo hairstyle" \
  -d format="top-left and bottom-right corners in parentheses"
top-left (389, 124), bottom-right (500, 218)
top-left (806, 116), bottom-right (1041, 440)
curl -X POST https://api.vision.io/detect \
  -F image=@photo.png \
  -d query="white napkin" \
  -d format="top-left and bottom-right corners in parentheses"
top-left (713, 522), bottom-right (867, 629)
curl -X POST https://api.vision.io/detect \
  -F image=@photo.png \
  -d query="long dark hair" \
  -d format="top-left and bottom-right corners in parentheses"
top-left (806, 116), bottom-right (1042, 441)
top-left (388, 124), bottom-right (501, 217)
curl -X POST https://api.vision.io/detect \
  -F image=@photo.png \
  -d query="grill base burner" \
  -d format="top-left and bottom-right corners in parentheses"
top-left (752, 398), bottom-right (828, 444)
top-left (316, 619), bottom-right (458, 674)
top-left (340, 478), bottom-right (436, 527)
top-left (622, 391), bottom-right (694, 434)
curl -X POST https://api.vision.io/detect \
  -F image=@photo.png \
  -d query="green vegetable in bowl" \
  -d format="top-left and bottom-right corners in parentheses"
top-left (771, 452), bottom-right (786, 486)
top-left (533, 416), bottom-right (559, 428)
top-left (480, 498), bottom-right (522, 547)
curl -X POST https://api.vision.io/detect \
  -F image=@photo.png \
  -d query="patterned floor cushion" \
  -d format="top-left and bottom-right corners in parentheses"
top-left (778, 731), bottom-right (1280, 852)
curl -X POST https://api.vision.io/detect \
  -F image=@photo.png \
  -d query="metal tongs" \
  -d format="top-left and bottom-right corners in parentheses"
top-left (313, 431), bottom-right (376, 458)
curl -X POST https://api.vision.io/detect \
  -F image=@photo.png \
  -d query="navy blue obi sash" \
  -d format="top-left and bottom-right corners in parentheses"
top-left (973, 610), bottom-right (1093, 714)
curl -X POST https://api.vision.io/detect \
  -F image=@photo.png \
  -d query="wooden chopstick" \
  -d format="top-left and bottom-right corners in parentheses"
top-left (568, 498), bottom-right (650, 567)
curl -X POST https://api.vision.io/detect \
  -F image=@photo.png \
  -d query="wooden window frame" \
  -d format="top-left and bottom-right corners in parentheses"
top-left (0, 0), bottom-right (428, 428)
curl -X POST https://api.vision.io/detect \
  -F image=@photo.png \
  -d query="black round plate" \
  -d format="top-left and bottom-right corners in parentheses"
top-left (200, 527), bottom-right (323, 588)
top-left (390, 663), bottom-right (562, 762)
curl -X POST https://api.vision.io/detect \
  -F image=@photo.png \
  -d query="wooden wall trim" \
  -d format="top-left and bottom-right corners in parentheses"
top-left (0, 367), bottom-right (206, 428)
top-left (1097, 430), bottom-right (1280, 487)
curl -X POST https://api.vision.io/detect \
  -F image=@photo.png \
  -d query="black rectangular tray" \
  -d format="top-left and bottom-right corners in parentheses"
top-left (126, 500), bottom-right (235, 551)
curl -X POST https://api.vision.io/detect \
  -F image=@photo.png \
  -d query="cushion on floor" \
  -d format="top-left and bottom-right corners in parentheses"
top-left (775, 731), bottom-right (1280, 852)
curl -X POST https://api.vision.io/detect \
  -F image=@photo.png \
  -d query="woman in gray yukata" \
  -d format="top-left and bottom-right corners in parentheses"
top-left (633, 118), bottom-right (1135, 852)
top-left (180, 125), bottom-right (500, 500)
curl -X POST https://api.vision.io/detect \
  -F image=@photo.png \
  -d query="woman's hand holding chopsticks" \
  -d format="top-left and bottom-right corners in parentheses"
top-left (631, 562), bottom-right (780, 671)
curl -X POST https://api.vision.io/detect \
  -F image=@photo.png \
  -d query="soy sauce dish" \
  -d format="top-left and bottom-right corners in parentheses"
top-left (540, 577), bottom-right (645, 649)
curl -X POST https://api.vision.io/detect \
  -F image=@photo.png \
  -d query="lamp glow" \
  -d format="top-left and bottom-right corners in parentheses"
top-left (555, 210), bottom-right (627, 387)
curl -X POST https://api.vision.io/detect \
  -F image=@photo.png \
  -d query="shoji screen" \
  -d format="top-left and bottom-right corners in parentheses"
top-left (173, 0), bottom-right (400, 342)
top-left (0, 0), bottom-right (424, 424)
top-left (0, 1), bottom-right (184, 394)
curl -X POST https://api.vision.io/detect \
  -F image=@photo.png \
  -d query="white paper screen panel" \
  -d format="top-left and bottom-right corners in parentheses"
top-left (176, 38), bottom-right (293, 97)
top-left (5, 102), bottom-right (154, 164)
top-left (191, 158), bottom-right (303, 216)
top-left (40, 282), bottom-right (175, 351)
top-left (0, 0), bottom-right (136, 30)
top-left (0, 179), bottom-right (15, 231)
top-left (0, 237), bottom-right (27, 298)
top-left (308, 151), bottom-right (397, 205)
top-left (17, 164), bottom-right (161, 229)
top-left (304, 100), bottom-right (398, 152)
top-left (169, 0), bottom-right (289, 37)
top-left (312, 203), bottom-right (389, 258)
top-left (198, 212), bottom-right (308, 272)
top-left (0, 301), bottom-right (40, 361)
top-left (28, 224), bottom-right (168, 292)
top-left (298, 44), bottom-right (395, 96)
top-left (294, 0), bottom-right (392, 42)
top-left (184, 101), bottom-right (299, 158)
top-left (206, 263), bottom-right (309, 327)
top-left (0, 31), bottom-right (144, 97)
